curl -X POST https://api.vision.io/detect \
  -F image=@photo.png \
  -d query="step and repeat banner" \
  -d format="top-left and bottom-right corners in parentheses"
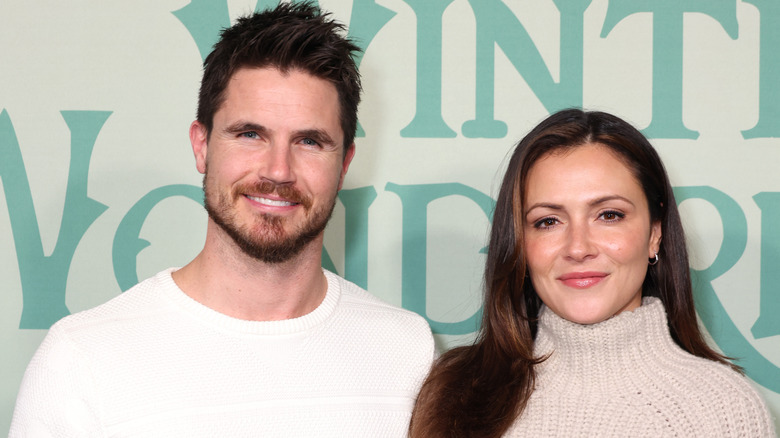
top-left (1, 0), bottom-right (778, 432)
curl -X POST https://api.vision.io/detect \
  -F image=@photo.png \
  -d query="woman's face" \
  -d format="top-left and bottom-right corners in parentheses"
top-left (522, 143), bottom-right (662, 324)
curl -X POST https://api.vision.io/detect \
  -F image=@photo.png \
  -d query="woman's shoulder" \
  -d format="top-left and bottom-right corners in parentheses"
top-left (665, 353), bottom-right (775, 436)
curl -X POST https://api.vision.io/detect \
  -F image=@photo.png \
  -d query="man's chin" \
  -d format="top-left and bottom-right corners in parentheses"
top-left (235, 232), bottom-right (318, 264)
top-left (205, 190), bottom-right (336, 264)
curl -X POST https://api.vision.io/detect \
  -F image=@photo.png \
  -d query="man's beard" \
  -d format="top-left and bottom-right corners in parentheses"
top-left (203, 174), bottom-right (336, 264)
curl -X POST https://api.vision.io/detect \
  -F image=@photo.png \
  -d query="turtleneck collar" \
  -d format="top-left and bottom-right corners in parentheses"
top-left (533, 297), bottom-right (679, 390)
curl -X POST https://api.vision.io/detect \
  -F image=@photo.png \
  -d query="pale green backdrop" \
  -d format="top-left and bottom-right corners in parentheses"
top-left (1, 0), bottom-right (779, 434)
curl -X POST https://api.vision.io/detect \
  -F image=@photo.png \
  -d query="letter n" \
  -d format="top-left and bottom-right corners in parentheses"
top-left (462, 0), bottom-right (591, 138)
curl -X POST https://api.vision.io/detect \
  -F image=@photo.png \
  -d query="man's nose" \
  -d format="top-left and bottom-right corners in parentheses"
top-left (261, 142), bottom-right (295, 185)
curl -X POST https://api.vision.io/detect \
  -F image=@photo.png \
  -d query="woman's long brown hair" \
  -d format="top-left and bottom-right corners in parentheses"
top-left (409, 109), bottom-right (737, 438)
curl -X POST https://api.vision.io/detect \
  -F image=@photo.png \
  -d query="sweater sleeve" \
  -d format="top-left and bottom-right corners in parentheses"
top-left (700, 360), bottom-right (777, 437)
top-left (730, 377), bottom-right (777, 437)
top-left (9, 325), bottom-right (105, 437)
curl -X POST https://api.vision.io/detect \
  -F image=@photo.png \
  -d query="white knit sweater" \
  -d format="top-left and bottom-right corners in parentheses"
top-left (10, 269), bottom-right (435, 437)
top-left (505, 297), bottom-right (775, 437)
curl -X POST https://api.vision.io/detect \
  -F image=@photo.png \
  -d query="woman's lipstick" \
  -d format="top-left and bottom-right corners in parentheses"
top-left (557, 271), bottom-right (608, 289)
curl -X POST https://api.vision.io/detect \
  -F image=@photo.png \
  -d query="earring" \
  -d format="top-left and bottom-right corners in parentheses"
top-left (648, 252), bottom-right (659, 266)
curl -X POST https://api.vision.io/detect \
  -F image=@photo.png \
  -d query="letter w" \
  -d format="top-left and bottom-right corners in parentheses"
top-left (0, 110), bottom-right (109, 329)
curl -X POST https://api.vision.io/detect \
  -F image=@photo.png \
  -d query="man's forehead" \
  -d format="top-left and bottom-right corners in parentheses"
top-left (218, 69), bottom-right (340, 123)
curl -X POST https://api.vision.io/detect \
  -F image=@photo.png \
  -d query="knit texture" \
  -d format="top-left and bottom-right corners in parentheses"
top-left (505, 297), bottom-right (775, 437)
top-left (10, 269), bottom-right (435, 437)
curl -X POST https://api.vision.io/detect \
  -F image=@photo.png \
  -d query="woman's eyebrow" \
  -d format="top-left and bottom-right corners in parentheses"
top-left (524, 195), bottom-right (635, 216)
top-left (589, 195), bottom-right (635, 207)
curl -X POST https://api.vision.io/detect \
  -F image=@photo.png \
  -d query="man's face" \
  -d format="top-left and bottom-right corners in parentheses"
top-left (190, 67), bottom-right (354, 263)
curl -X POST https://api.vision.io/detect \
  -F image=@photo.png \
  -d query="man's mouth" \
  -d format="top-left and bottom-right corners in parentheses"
top-left (236, 180), bottom-right (312, 209)
top-left (245, 195), bottom-right (297, 207)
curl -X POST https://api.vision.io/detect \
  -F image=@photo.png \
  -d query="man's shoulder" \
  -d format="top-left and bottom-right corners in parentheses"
top-left (326, 270), bottom-right (426, 321)
top-left (324, 270), bottom-right (434, 341)
top-left (48, 269), bottom-right (176, 338)
top-left (322, 270), bottom-right (436, 378)
top-left (19, 269), bottom-right (181, 397)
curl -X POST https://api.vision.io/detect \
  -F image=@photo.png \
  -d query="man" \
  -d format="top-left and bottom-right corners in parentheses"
top-left (10, 3), bottom-right (434, 436)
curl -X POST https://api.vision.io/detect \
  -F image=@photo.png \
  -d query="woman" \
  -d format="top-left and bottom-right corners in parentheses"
top-left (409, 109), bottom-right (775, 437)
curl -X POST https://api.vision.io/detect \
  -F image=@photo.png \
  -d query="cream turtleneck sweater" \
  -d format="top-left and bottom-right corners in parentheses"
top-left (505, 297), bottom-right (775, 437)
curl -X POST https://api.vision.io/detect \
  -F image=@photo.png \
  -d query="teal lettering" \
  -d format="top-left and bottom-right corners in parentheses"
top-left (751, 192), bottom-right (780, 338)
top-left (602, 0), bottom-right (737, 139)
top-left (338, 186), bottom-right (378, 289)
top-left (346, 0), bottom-right (396, 75)
top-left (0, 110), bottom-right (110, 329)
top-left (385, 182), bottom-right (493, 334)
top-left (462, 0), bottom-right (591, 138)
top-left (346, 0), bottom-right (396, 137)
top-left (172, 0), bottom-right (231, 62)
top-left (112, 185), bottom-right (203, 291)
top-left (255, 0), bottom-right (286, 13)
top-left (399, 0), bottom-right (457, 138)
top-left (675, 186), bottom-right (780, 392)
top-left (741, 0), bottom-right (780, 138)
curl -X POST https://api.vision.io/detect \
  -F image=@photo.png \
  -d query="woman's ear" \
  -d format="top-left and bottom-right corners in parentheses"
top-left (649, 220), bottom-right (662, 257)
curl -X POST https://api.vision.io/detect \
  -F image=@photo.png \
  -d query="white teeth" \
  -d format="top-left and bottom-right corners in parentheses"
top-left (247, 195), bottom-right (295, 207)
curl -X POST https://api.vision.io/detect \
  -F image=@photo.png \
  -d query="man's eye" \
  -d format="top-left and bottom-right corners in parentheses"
top-left (240, 132), bottom-right (258, 139)
top-left (302, 138), bottom-right (319, 146)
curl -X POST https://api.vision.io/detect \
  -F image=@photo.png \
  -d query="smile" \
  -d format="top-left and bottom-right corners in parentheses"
top-left (245, 195), bottom-right (297, 207)
top-left (557, 271), bottom-right (608, 289)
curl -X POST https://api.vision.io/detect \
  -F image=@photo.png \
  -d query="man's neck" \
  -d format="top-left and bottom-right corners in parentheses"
top-left (172, 227), bottom-right (328, 322)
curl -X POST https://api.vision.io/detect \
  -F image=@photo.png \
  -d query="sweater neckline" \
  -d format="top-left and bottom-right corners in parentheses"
top-left (534, 297), bottom-right (679, 389)
top-left (155, 268), bottom-right (341, 336)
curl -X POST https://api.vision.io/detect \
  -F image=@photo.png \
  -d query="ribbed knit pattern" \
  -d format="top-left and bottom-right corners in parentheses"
top-left (505, 297), bottom-right (775, 437)
top-left (10, 269), bottom-right (435, 437)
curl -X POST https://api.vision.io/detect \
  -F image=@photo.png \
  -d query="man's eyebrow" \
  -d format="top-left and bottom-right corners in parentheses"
top-left (224, 121), bottom-right (267, 135)
top-left (222, 124), bottom-right (337, 146)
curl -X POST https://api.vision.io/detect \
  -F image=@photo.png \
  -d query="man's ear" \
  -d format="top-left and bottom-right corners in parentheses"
top-left (338, 143), bottom-right (356, 190)
top-left (190, 121), bottom-right (208, 174)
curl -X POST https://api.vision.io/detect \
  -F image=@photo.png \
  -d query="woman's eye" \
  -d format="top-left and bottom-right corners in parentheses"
top-left (534, 217), bottom-right (559, 229)
top-left (600, 211), bottom-right (624, 222)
